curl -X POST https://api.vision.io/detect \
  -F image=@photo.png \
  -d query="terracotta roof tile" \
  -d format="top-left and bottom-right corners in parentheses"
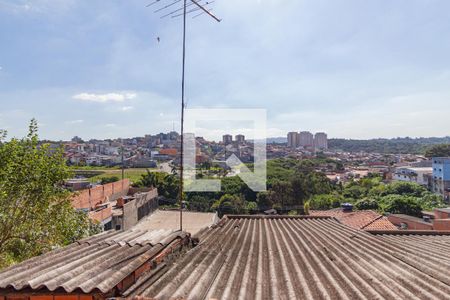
top-left (310, 209), bottom-right (397, 230)
top-left (363, 216), bottom-right (398, 230)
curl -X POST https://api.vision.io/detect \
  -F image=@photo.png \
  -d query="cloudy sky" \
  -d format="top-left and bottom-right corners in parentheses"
top-left (1, 0), bottom-right (450, 141)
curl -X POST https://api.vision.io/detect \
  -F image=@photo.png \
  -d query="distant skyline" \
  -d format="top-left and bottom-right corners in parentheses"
top-left (1, 1), bottom-right (450, 140)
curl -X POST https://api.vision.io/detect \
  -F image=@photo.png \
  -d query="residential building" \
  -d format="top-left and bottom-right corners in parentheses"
top-left (299, 131), bottom-right (314, 148)
top-left (388, 207), bottom-right (450, 231)
top-left (287, 131), bottom-right (299, 148)
top-left (159, 148), bottom-right (178, 156)
top-left (70, 179), bottom-right (131, 230)
top-left (314, 132), bottom-right (328, 150)
top-left (111, 188), bottom-right (159, 230)
top-left (432, 157), bottom-right (450, 199)
top-left (393, 166), bottom-right (432, 187)
top-left (222, 134), bottom-right (233, 144)
top-left (235, 134), bottom-right (245, 143)
top-left (310, 204), bottom-right (397, 231)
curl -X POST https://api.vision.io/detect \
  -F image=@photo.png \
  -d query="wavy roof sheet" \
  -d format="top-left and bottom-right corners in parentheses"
top-left (0, 229), bottom-right (186, 294)
top-left (133, 216), bottom-right (450, 300)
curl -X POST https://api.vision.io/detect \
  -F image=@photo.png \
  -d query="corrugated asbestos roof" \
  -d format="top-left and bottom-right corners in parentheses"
top-left (132, 216), bottom-right (450, 300)
top-left (0, 229), bottom-right (187, 294)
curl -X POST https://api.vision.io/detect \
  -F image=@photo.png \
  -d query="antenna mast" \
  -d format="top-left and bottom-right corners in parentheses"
top-left (147, 0), bottom-right (221, 231)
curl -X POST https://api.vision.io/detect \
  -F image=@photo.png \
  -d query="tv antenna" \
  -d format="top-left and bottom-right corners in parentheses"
top-left (147, 0), bottom-right (221, 231)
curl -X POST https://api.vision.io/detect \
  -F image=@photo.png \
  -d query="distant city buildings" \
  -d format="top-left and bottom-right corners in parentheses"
top-left (235, 134), bottom-right (245, 143)
top-left (287, 132), bottom-right (299, 148)
top-left (286, 131), bottom-right (328, 150)
top-left (299, 131), bottom-right (314, 148)
top-left (222, 134), bottom-right (232, 145)
top-left (314, 132), bottom-right (328, 150)
top-left (71, 136), bottom-right (84, 143)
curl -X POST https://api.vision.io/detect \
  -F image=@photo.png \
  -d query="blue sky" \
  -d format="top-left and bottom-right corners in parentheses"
top-left (1, 0), bottom-right (450, 140)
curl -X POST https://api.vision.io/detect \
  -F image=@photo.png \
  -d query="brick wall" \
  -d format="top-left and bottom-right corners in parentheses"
top-left (71, 189), bottom-right (90, 209)
top-left (71, 179), bottom-right (130, 210)
top-left (103, 183), bottom-right (113, 197)
top-left (89, 186), bottom-right (105, 207)
top-left (433, 219), bottom-right (450, 230)
top-left (388, 215), bottom-right (433, 230)
top-left (88, 206), bottom-right (112, 223)
top-left (435, 210), bottom-right (450, 219)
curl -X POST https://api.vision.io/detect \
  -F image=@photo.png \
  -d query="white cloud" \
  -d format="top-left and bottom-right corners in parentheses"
top-left (121, 106), bottom-right (134, 111)
top-left (73, 92), bottom-right (137, 103)
top-left (0, 0), bottom-right (76, 14)
top-left (105, 123), bottom-right (117, 127)
top-left (66, 119), bottom-right (84, 124)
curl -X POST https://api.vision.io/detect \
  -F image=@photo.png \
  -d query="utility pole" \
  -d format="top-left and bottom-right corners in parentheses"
top-left (148, 0), bottom-right (221, 232)
top-left (121, 145), bottom-right (124, 180)
top-left (121, 142), bottom-right (124, 191)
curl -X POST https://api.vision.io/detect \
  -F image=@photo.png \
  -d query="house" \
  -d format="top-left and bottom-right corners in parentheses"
top-left (388, 207), bottom-right (450, 231)
top-left (432, 157), bottom-right (450, 201)
top-left (310, 206), bottom-right (397, 231)
top-left (158, 149), bottom-right (177, 157)
top-left (393, 166), bottom-right (432, 187)
top-left (111, 188), bottom-right (159, 231)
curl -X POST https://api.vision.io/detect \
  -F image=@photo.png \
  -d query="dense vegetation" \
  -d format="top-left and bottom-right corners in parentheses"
top-left (329, 137), bottom-right (450, 154)
top-left (424, 144), bottom-right (450, 158)
top-left (133, 170), bottom-right (179, 200)
top-left (0, 120), bottom-right (96, 268)
top-left (134, 158), bottom-right (446, 217)
top-left (100, 176), bottom-right (120, 184)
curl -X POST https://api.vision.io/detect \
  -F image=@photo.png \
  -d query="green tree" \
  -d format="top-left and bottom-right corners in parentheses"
top-left (134, 170), bottom-right (179, 200)
top-left (269, 181), bottom-right (293, 211)
top-left (303, 201), bottom-right (310, 215)
top-left (256, 191), bottom-right (273, 210)
top-left (244, 201), bottom-right (258, 214)
top-left (355, 198), bottom-right (379, 210)
top-left (0, 120), bottom-right (91, 268)
top-left (187, 195), bottom-right (212, 212)
top-left (309, 194), bottom-right (341, 210)
top-left (212, 194), bottom-right (244, 216)
top-left (425, 144), bottom-right (450, 158)
top-left (378, 195), bottom-right (423, 217)
top-left (420, 192), bottom-right (445, 211)
top-left (378, 181), bottom-right (426, 198)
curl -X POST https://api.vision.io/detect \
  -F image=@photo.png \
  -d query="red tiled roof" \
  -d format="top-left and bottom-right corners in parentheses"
top-left (310, 209), bottom-right (397, 230)
top-left (364, 216), bottom-right (398, 230)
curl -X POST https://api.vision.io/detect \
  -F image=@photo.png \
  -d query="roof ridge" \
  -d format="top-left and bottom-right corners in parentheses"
top-left (361, 214), bottom-right (384, 230)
